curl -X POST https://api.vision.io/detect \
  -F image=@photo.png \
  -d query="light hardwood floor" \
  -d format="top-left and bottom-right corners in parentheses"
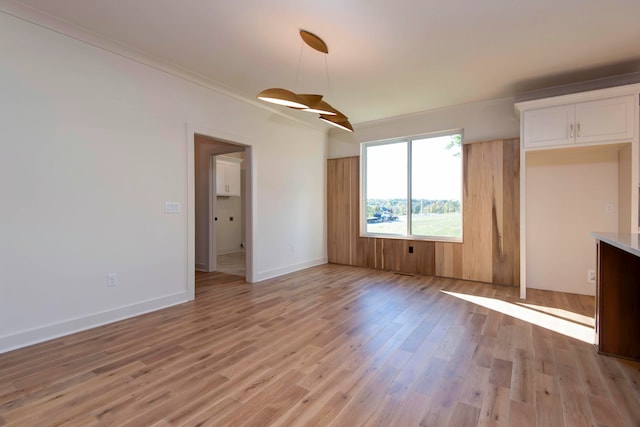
top-left (1, 264), bottom-right (639, 426)
top-left (216, 252), bottom-right (246, 277)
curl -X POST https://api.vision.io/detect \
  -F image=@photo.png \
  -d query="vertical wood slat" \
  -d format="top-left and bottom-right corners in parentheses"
top-left (461, 141), bottom-right (497, 283)
top-left (355, 237), bottom-right (377, 269)
top-left (349, 157), bottom-right (360, 266)
top-left (376, 238), bottom-right (385, 269)
top-left (327, 157), bottom-right (353, 265)
top-left (327, 139), bottom-right (520, 286)
top-left (414, 241), bottom-right (436, 276)
top-left (435, 242), bottom-right (463, 279)
top-left (493, 138), bottom-right (520, 285)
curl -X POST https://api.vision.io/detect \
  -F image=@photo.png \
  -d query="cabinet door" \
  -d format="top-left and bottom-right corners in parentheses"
top-left (216, 159), bottom-right (242, 196)
top-left (575, 95), bottom-right (635, 144)
top-left (216, 162), bottom-right (227, 195)
top-left (523, 104), bottom-right (574, 148)
top-left (224, 162), bottom-right (241, 196)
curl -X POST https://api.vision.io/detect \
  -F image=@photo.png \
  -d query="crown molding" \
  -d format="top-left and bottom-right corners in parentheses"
top-left (354, 96), bottom-right (516, 130)
top-left (514, 72), bottom-right (640, 104)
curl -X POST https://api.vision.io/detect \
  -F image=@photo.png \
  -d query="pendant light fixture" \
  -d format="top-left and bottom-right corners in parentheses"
top-left (295, 94), bottom-right (323, 109)
top-left (300, 98), bottom-right (338, 116)
top-left (256, 88), bottom-right (310, 109)
top-left (320, 114), bottom-right (354, 132)
top-left (256, 29), bottom-right (353, 132)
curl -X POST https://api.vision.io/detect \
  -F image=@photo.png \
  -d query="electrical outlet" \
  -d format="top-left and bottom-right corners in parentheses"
top-left (587, 270), bottom-right (596, 283)
top-left (107, 273), bottom-right (117, 287)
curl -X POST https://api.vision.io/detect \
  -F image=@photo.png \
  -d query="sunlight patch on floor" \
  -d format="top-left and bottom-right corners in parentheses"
top-left (441, 290), bottom-right (595, 344)
top-left (516, 302), bottom-right (594, 328)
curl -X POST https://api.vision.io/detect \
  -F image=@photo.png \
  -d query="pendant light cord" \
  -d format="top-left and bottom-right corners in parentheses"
top-left (324, 54), bottom-right (331, 95)
top-left (295, 41), bottom-right (304, 92)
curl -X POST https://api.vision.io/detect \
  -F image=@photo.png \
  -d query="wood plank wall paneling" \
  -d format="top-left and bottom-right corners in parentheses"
top-left (326, 139), bottom-right (520, 286)
top-left (327, 157), bottom-right (353, 264)
top-left (355, 237), bottom-right (377, 269)
top-left (493, 138), bottom-right (520, 286)
top-left (349, 157), bottom-right (360, 266)
top-left (379, 239), bottom-right (435, 276)
top-left (460, 140), bottom-right (497, 283)
top-left (435, 242), bottom-right (463, 278)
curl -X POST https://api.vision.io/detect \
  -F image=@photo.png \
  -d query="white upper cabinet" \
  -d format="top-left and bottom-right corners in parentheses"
top-left (523, 104), bottom-right (574, 148)
top-left (575, 96), bottom-right (635, 144)
top-left (520, 93), bottom-right (636, 150)
top-left (216, 156), bottom-right (242, 196)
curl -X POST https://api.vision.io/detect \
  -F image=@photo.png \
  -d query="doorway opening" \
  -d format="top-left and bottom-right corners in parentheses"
top-left (187, 126), bottom-right (254, 300)
top-left (211, 152), bottom-right (245, 277)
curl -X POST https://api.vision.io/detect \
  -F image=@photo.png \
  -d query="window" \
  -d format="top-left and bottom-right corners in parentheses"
top-left (361, 131), bottom-right (463, 242)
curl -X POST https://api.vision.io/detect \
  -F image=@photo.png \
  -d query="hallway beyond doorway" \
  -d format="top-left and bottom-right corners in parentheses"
top-left (216, 252), bottom-right (245, 277)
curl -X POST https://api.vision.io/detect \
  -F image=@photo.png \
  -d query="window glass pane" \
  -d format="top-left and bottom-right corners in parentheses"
top-left (365, 141), bottom-right (407, 235)
top-left (410, 134), bottom-right (462, 238)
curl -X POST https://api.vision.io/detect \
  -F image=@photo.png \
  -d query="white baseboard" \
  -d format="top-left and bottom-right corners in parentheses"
top-left (254, 257), bottom-right (327, 282)
top-left (0, 292), bottom-right (188, 354)
top-left (195, 263), bottom-right (208, 272)
top-left (217, 249), bottom-right (246, 256)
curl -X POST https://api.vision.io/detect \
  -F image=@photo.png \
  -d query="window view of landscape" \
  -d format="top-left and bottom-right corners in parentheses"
top-left (364, 133), bottom-right (462, 240)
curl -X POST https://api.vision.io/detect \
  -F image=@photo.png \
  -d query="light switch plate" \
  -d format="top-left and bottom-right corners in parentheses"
top-left (165, 202), bottom-right (181, 213)
top-left (107, 273), bottom-right (117, 287)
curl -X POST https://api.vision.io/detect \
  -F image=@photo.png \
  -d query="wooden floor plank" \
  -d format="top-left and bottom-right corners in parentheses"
top-left (449, 401), bottom-right (482, 427)
top-left (0, 264), bottom-right (639, 426)
top-left (510, 347), bottom-right (534, 404)
top-left (555, 363), bottom-right (596, 426)
top-left (388, 391), bottom-right (434, 426)
top-left (508, 399), bottom-right (536, 427)
top-left (535, 372), bottom-right (565, 427)
top-left (477, 385), bottom-right (510, 427)
top-left (587, 393), bottom-right (628, 427)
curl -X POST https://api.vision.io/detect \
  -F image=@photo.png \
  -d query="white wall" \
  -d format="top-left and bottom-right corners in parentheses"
top-left (327, 97), bottom-right (521, 157)
top-left (0, 11), bottom-right (327, 353)
top-left (252, 123), bottom-right (328, 279)
top-left (526, 147), bottom-right (620, 295)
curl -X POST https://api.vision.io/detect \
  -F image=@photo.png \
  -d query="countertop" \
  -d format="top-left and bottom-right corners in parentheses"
top-left (591, 232), bottom-right (640, 258)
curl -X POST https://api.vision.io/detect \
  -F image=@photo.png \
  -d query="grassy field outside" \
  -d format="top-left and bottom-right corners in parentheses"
top-left (366, 212), bottom-right (461, 238)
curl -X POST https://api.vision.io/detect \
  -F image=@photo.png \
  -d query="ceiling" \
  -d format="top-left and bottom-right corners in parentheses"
top-left (8, 0), bottom-right (640, 126)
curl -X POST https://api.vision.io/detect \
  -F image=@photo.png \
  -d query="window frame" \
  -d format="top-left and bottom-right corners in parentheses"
top-left (359, 129), bottom-right (464, 243)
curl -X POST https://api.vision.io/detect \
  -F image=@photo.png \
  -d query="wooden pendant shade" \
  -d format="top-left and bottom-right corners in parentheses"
top-left (256, 29), bottom-right (352, 131)
top-left (300, 30), bottom-right (329, 54)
